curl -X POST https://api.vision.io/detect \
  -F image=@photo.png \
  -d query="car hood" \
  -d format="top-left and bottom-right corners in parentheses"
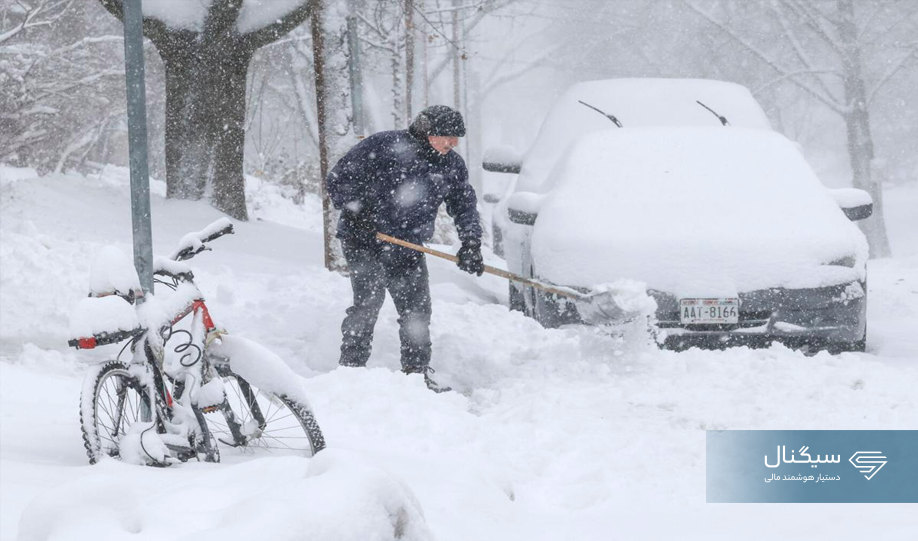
top-left (529, 128), bottom-right (868, 297)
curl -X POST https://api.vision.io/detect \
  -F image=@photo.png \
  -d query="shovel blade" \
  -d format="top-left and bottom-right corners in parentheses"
top-left (574, 281), bottom-right (657, 326)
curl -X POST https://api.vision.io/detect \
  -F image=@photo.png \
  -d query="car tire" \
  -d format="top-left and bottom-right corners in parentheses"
top-left (829, 329), bottom-right (866, 354)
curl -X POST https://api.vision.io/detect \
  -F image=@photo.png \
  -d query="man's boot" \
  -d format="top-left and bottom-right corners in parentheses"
top-left (402, 365), bottom-right (451, 393)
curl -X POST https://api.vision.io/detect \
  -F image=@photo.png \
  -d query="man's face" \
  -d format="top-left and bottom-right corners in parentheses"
top-left (428, 136), bottom-right (460, 155)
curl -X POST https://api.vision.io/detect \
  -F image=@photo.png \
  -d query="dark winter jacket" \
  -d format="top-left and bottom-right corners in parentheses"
top-left (327, 129), bottom-right (482, 247)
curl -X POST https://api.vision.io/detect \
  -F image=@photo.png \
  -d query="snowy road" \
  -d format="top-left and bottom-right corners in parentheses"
top-left (2, 169), bottom-right (916, 540)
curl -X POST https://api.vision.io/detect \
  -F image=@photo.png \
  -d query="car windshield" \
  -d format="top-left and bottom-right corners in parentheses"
top-left (517, 78), bottom-right (772, 194)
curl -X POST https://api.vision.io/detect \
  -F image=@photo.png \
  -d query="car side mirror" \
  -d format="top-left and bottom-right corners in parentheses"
top-left (506, 191), bottom-right (542, 225)
top-left (483, 146), bottom-right (522, 174)
top-left (829, 188), bottom-right (873, 221)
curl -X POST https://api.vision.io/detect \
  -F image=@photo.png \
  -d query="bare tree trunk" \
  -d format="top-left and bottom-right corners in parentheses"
top-left (391, 33), bottom-right (406, 127)
top-left (452, 0), bottom-right (461, 110)
top-left (404, 0), bottom-right (415, 120)
top-left (837, 0), bottom-right (891, 258)
top-left (163, 50), bottom-right (205, 199)
top-left (208, 54), bottom-right (250, 220)
top-left (160, 46), bottom-right (251, 220)
top-left (312, 0), bottom-right (351, 271)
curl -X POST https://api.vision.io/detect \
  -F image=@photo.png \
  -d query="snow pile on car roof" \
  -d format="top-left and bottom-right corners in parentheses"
top-left (517, 78), bottom-right (773, 194)
top-left (530, 127), bottom-right (868, 296)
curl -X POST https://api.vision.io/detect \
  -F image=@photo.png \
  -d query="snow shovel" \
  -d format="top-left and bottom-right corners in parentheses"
top-left (375, 232), bottom-right (640, 324)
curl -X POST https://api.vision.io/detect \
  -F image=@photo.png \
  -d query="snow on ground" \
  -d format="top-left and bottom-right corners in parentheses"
top-left (1, 167), bottom-right (916, 540)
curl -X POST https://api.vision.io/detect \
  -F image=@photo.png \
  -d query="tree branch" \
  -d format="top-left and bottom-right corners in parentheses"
top-left (867, 49), bottom-right (917, 104)
top-left (780, 0), bottom-right (844, 56)
top-left (242, 0), bottom-right (314, 51)
top-left (94, 0), bottom-right (181, 50)
top-left (97, 0), bottom-right (125, 22)
top-left (202, 0), bottom-right (244, 43)
top-left (683, 0), bottom-right (846, 115)
top-left (768, 0), bottom-right (842, 104)
top-left (1, 0), bottom-right (74, 45)
top-left (427, 0), bottom-right (512, 85)
top-left (752, 68), bottom-right (843, 95)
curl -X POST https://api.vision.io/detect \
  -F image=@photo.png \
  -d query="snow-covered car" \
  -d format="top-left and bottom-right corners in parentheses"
top-left (484, 79), bottom-right (873, 352)
top-left (483, 78), bottom-right (775, 256)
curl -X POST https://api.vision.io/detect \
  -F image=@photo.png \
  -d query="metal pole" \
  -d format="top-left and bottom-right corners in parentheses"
top-left (122, 0), bottom-right (154, 297)
top-left (346, 8), bottom-right (364, 136)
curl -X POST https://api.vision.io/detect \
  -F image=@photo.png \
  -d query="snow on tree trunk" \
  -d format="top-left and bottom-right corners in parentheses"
top-left (836, 0), bottom-right (892, 258)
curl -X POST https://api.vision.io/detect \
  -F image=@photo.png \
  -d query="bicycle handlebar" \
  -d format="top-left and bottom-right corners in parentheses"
top-left (171, 219), bottom-right (235, 262)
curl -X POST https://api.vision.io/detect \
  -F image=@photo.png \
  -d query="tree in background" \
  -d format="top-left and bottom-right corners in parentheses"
top-left (95, 0), bottom-right (315, 221)
top-left (1, 1), bottom-right (126, 172)
top-left (685, 0), bottom-right (917, 258)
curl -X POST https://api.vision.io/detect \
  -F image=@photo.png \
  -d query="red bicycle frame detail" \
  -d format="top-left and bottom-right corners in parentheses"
top-left (162, 299), bottom-right (215, 410)
top-left (170, 299), bottom-right (217, 333)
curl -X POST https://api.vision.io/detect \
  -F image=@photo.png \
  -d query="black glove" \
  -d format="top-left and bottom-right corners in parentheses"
top-left (456, 239), bottom-right (484, 276)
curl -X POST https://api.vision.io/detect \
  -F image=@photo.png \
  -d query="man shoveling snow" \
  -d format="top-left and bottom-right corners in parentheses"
top-left (327, 105), bottom-right (484, 393)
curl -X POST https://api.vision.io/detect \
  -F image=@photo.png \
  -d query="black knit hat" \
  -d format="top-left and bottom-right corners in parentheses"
top-left (409, 105), bottom-right (466, 137)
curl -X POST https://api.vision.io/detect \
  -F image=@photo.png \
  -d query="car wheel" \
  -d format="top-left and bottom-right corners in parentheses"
top-left (829, 329), bottom-right (867, 354)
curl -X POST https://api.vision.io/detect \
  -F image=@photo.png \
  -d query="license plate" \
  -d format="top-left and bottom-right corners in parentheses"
top-left (680, 298), bottom-right (739, 324)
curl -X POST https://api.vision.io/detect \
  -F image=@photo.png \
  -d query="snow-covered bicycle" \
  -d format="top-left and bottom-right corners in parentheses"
top-left (70, 219), bottom-right (325, 466)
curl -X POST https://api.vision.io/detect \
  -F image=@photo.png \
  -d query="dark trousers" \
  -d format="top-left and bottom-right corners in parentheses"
top-left (339, 240), bottom-right (432, 370)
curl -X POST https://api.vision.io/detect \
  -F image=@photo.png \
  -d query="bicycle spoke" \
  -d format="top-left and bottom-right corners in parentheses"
top-left (262, 412), bottom-right (296, 424)
top-left (258, 432), bottom-right (297, 450)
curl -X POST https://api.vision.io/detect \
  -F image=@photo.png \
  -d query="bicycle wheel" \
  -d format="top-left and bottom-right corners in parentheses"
top-left (80, 360), bottom-right (152, 464)
top-left (204, 366), bottom-right (325, 457)
top-left (81, 360), bottom-right (220, 465)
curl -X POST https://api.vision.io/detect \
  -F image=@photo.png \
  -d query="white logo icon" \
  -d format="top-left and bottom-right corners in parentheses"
top-left (849, 451), bottom-right (887, 480)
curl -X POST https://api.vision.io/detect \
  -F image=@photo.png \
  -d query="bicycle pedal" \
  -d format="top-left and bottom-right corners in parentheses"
top-left (165, 443), bottom-right (196, 462)
top-left (218, 437), bottom-right (247, 448)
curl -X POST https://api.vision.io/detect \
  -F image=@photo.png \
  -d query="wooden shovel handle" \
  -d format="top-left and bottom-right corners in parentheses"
top-left (375, 232), bottom-right (580, 300)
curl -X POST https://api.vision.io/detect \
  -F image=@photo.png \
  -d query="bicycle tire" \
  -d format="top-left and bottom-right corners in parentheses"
top-left (205, 366), bottom-right (325, 457)
top-left (80, 360), bottom-right (151, 464)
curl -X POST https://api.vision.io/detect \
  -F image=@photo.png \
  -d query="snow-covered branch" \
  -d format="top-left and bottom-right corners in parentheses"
top-left (202, 0), bottom-right (245, 42)
top-left (867, 49), bottom-right (917, 105)
top-left (0, 0), bottom-right (73, 44)
top-left (242, 0), bottom-right (314, 51)
top-left (683, 0), bottom-right (846, 114)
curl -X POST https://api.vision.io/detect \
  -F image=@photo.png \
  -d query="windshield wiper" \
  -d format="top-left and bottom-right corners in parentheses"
top-left (578, 100), bottom-right (623, 128)
top-left (696, 101), bottom-right (729, 126)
